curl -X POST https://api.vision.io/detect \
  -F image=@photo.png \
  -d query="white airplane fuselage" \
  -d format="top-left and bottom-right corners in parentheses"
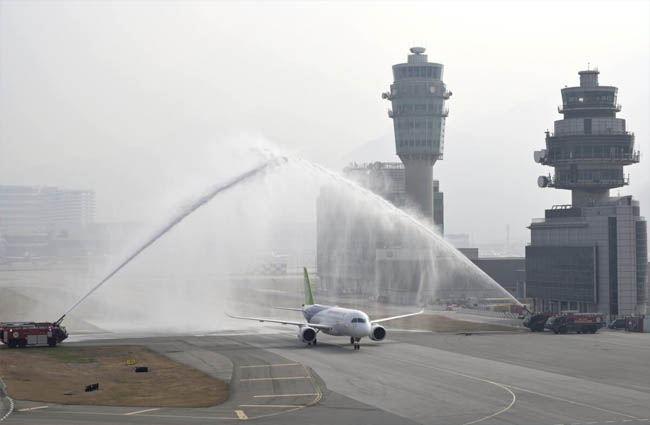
top-left (304, 304), bottom-right (371, 338)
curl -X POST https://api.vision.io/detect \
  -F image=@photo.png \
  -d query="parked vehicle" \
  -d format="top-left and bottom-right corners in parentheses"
top-left (608, 318), bottom-right (627, 329)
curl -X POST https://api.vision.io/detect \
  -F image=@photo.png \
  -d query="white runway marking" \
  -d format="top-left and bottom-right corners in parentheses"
top-left (123, 408), bottom-right (161, 416)
top-left (506, 384), bottom-right (639, 419)
top-left (253, 393), bottom-right (319, 398)
top-left (240, 376), bottom-right (309, 381)
top-left (239, 404), bottom-right (304, 408)
top-left (240, 363), bottom-right (301, 369)
top-left (17, 405), bottom-right (48, 412)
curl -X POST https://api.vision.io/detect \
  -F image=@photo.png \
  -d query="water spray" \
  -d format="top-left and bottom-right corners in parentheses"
top-left (290, 156), bottom-right (523, 307)
top-left (54, 156), bottom-right (287, 326)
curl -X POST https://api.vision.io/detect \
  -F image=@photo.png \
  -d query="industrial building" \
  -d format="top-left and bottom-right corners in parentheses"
top-left (342, 162), bottom-right (444, 234)
top-left (526, 69), bottom-right (647, 316)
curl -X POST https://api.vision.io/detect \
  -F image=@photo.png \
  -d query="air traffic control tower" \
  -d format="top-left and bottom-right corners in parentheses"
top-left (383, 47), bottom-right (451, 224)
top-left (527, 69), bottom-right (647, 316)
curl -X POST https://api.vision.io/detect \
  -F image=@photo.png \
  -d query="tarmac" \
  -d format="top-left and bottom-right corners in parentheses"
top-left (2, 328), bottom-right (649, 425)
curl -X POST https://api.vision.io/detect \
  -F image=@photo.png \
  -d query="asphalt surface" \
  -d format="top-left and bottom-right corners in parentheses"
top-left (3, 329), bottom-right (649, 425)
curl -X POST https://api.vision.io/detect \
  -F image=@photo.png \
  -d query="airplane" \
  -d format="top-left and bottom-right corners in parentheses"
top-left (226, 267), bottom-right (423, 350)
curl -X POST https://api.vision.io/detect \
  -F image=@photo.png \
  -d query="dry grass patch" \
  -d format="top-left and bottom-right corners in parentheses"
top-left (384, 313), bottom-right (524, 333)
top-left (0, 345), bottom-right (228, 407)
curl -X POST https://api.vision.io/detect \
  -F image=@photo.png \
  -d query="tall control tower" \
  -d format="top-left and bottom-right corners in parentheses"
top-left (527, 69), bottom-right (647, 316)
top-left (535, 69), bottom-right (639, 203)
top-left (383, 47), bottom-right (451, 224)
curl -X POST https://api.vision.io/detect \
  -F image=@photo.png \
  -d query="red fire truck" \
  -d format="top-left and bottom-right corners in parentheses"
top-left (544, 313), bottom-right (604, 334)
top-left (0, 322), bottom-right (68, 348)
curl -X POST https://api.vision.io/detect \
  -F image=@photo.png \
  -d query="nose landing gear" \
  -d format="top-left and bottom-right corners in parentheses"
top-left (350, 337), bottom-right (361, 350)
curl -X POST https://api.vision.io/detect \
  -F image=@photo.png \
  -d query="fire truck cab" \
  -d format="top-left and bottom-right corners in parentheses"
top-left (0, 322), bottom-right (68, 348)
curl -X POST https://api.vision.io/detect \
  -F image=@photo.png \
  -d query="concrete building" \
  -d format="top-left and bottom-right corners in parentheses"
top-left (526, 69), bottom-right (647, 316)
top-left (382, 47), bottom-right (451, 224)
top-left (342, 162), bottom-right (444, 234)
top-left (0, 185), bottom-right (95, 258)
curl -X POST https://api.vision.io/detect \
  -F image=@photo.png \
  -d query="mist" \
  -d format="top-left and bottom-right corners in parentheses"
top-left (1, 1), bottom-right (648, 249)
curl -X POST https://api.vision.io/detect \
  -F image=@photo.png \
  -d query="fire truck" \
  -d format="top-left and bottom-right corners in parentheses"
top-left (0, 322), bottom-right (68, 348)
top-left (544, 313), bottom-right (604, 334)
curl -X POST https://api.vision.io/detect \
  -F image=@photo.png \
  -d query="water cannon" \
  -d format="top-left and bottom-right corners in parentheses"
top-left (382, 91), bottom-right (393, 100)
top-left (53, 314), bottom-right (66, 327)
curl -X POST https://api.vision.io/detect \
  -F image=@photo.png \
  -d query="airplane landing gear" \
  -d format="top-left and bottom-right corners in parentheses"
top-left (352, 337), bottom-right (361, 350)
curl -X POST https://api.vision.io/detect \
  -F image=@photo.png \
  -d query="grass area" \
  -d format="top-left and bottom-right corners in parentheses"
top-left (0, 345), bottom-right (228, 407)
top-left (36, 346), bottom-right (97, 363)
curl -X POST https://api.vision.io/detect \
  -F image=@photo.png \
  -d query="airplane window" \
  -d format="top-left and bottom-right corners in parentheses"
top-left (351, 318), bottom-right (358, 323)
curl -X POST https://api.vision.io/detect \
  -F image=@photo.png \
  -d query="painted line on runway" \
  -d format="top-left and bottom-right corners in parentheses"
top-left (240, 376), bottom-right (310, 381)
top-left (235, 409), bottom-right (248, 419)
top-left (17, 405), bottom-right (49, 412)
top-left (253, 393), bottom-right (319, 398)
top-left (506, 384), bottom-right (639, 419)
top-left (240, 363), bottom-right (301, 369)
top-left (240, 404), bottom-right (305, 408)
top-left (123, 407), bottom-right (160, 416)
top-left (373, 351), bottom-right (516, 425)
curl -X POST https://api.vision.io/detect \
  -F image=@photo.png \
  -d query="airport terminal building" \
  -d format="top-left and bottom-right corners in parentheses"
top-left (526, 70), bottom-right (648, 316)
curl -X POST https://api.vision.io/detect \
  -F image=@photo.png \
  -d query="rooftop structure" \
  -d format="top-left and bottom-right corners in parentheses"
top-left (535, 68), bottom-right (639, 205)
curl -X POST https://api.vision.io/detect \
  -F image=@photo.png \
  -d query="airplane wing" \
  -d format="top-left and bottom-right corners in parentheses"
top-left (226, 313), bottom-right (332, 331)
top-left (371, 310), bottom-right (424, 324)
top-left (272, 306), bottom-right (304, 312)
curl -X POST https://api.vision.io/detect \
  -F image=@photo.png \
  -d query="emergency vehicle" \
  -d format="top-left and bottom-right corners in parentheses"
top-left (0, 322), bottom-right (68, 348)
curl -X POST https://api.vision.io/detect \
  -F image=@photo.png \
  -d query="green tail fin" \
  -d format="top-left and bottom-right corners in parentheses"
top-left (303, 267), bottom-right (315, 305)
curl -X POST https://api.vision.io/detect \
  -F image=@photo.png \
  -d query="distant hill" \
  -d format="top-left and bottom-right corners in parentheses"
top-left (339, 134), bottom-right (398, 166)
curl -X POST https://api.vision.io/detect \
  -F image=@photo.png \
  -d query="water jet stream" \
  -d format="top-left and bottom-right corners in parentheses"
top-left (54, 157), bottom-right (287, 325)
top-left (289, 156), bottom-right (522, 306)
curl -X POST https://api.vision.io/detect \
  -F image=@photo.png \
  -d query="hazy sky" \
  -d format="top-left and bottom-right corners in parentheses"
top-left (1, 1), bottom-right (648, 249)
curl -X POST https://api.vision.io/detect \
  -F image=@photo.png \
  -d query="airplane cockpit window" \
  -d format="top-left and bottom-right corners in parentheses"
top-left (351, 318), bottom-right (366, 323)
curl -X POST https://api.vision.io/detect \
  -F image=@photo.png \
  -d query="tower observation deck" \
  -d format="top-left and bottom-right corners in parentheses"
top-left (535, 69), bottom-right (640, 205)
top-left (383, 47), bottom-right (451, 223)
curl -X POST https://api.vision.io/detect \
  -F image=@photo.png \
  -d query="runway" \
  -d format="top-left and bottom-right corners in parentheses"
top-left (4, 329), bottom-right (649, 425)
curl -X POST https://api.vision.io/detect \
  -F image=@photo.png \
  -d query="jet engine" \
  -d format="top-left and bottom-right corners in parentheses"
top-left (298, 326), bottom-right (317, 343)
top-left (369, 324), bottom-right (386, 341)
